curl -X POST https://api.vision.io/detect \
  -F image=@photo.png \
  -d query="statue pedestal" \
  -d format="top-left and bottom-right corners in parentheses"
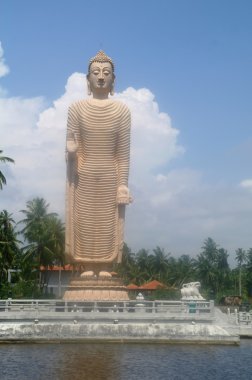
top-left (63, 277), bottom-right (129, 301)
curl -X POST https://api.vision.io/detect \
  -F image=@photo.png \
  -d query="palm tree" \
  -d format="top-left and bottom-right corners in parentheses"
top-left (244, 248), bottom-right (252, 296)
top-left (45, 216), bottom-right (65, 265)
top-left (195, 238), bottom-right (220, 296)
top-left (235, 248), bottom-right (247, 296)
top-left (21, 217), bottom-right (64, 268)
top-left (201, 237), bottom-right (218, 262)
top-left (0, 150), bottom-right (14, 189)
top-left (116, 243), bottom-right (137, 283)
top-left (19, 198), bottom-right (56, 243)
top-left (0, 210), bottom-right (21, 283)
top-left (136, 249), bottom-right (152, 283)
top-left (19, 198), bottom-right (64, 289)
top-left (216, 248), bottom-right (230, 292)
top-left (174, 255), bottom-right (196, 288)
top-left (150, 246), bottom-right (170, 282)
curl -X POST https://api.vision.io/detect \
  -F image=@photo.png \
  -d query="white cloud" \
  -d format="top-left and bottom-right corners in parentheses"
top-left (117, 87), bottom-right (184, 184)
top-left (37, 72), bottom-right (87, 131)
top-left (1, 73), bottom-right (182, 223)
top-left (0, 96), bottom-right (47, 215)
top-left (240, 179), bottom-right (252, 190)
top-left (0, 42), bottom-right (10, 78)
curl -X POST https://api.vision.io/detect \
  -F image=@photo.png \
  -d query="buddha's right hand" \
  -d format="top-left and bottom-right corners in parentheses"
top-left (117, 185), bottom-right (133, 205)
top-left (66, 139), bottom-right (78, 153)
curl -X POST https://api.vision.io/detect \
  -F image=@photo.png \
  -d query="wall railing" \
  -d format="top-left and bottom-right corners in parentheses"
top-left (0, 299), bottom-right (214, 322)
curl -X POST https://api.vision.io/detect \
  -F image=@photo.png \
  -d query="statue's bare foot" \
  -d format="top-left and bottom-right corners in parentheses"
top-left (99, 271), bottom-right (112, 278)
top-left (80, 270), bottom-right (94, 278)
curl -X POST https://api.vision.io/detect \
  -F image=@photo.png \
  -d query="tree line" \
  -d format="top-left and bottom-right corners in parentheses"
top-left (1, 149), bottom-right (252, 301)
top-left (1, 199), bottom-right (252, 301)
top-left (117, 240), bottom-right (252, 302)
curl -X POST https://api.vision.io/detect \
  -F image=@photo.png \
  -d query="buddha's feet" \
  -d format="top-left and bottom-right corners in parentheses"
top-left (99, 271), bottom-right (112, 278)
top-left (80, 270), bottom-right (94, 278)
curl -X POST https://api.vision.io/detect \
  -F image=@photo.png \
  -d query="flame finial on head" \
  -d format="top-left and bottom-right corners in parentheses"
top-left (88, 50), bottom-right (115, 73)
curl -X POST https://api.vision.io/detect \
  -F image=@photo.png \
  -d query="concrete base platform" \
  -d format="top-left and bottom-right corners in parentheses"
top-left (236, 326), bottom-right (252, 338)
top-left (0, 322), bottom-right (239, 345)
top-left (63, 277), bottom-right (129, 301)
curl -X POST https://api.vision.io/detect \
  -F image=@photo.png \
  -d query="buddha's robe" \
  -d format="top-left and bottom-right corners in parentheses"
top-left (65, 98), bottom-right (131, 263)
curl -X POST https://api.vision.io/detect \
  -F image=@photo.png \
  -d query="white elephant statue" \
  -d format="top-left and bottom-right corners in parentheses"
top-left (181, 282), bottom-right (205, 300)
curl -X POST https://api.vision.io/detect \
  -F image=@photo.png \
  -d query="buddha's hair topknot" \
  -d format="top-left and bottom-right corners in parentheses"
top-left (88, 50), bottom-right (115, 73)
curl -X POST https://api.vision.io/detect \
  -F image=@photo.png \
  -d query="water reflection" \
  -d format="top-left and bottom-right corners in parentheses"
top-left (0, 341), bottom-right (252, 380)
top-left (54, 344), bottom-right (120, 380)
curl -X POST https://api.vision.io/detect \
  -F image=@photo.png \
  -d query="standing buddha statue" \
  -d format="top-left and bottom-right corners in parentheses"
top-left (65, 51), bottom-right (131, 278)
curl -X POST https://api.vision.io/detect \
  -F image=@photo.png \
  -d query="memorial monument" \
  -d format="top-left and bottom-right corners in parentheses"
top-left (64, 51), bottom-right (132, 301)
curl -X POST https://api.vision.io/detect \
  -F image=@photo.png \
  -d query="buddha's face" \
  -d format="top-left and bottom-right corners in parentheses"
top-left (87, 61), bottom-right (115, 97)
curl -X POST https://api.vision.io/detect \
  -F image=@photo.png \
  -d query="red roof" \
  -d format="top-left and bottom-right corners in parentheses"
top-left (40, 264), bottom-right (74, 271)
top-left (127, 283), bottom-right (139, 289)
top-left (139, 280), bottom-right (166, 290)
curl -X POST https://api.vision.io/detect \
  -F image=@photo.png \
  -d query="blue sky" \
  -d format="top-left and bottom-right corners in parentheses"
top-left (1, 0), bottom-right (252, 263)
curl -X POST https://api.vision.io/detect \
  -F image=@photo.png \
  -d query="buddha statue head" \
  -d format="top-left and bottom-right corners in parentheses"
top-left (87, 50), bottom-right (115, 98)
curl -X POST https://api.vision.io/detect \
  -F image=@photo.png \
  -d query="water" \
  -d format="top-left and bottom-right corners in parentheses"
top-left (1, 340), bottom-right (252, 380)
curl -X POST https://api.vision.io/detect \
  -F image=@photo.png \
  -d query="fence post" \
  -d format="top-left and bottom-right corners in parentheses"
top-left (5, 299), bottom-right (9, 312)
top-left (234, 308), bottom-right (238, 325)
top-left (209, 300), bottom-right (214, 317)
